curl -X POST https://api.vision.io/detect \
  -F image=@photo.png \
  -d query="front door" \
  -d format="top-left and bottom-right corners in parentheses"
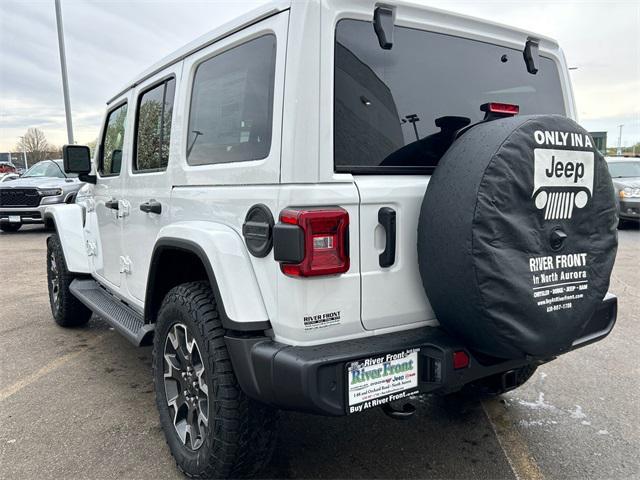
top-left (93, 100), bottom-right (130, 288)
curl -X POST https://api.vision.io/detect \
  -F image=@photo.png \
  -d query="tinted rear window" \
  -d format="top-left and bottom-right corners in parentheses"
top-left (334, 20), bottom-right (566, 173)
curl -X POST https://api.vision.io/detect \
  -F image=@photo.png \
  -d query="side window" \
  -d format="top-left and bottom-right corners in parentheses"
top-left (134, 78), bottom-right (176, 172)
top-left (100, 102), bottom-right (128, 176)
top-left (187, 35), bottom-right (276, 166)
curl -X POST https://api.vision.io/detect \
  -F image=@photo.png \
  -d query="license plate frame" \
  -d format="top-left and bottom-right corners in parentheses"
top-left (345, 348), bottom-right (420, 414)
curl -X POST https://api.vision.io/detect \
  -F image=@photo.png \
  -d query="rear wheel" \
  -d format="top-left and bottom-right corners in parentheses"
top-left (0, 223), bottom-right (21, 232)
top-left (153, 281), bottom-right (278, 479)
top-left (46, 234), bottom-right (92, 327)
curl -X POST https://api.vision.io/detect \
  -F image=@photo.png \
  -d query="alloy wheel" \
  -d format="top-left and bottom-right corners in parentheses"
top-left (49, 251), bottom-right (60, 312)
top-left (163, 323), bottom-right (209, 450)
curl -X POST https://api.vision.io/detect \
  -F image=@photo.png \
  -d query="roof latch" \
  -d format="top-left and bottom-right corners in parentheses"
top-left (373, 6), bottom-right (395, 50)
top-left (523, 38), bottom-right (540, 74)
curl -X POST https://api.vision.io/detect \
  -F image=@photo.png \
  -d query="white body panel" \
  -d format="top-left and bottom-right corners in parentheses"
top-left (355, 176), bottom-right (436, 330)
top-left (156, 222), bottom-right (269, 323)
top-left (44, 204), bottom-right (91, 274)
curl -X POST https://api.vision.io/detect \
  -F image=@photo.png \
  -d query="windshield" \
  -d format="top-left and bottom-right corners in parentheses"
top-left (607, 161), bottom-right (640, 178)
top-left (23, 160), bottom-right (74, 178)
top-left (334, 20), bottom-right (566, 173)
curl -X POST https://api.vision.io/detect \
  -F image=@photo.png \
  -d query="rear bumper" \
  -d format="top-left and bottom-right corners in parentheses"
top-left (227, 294), bottom-right (617, 416)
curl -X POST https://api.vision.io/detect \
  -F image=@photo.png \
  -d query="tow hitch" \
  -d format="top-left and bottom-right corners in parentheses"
top-left (381, 401), bottom-right (416, 420)
top-left (500, 369), bottom-right (519, 392)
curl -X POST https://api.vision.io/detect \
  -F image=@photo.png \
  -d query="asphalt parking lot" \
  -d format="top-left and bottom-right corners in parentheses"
top-left (0, 225), bottom-right (638, 479)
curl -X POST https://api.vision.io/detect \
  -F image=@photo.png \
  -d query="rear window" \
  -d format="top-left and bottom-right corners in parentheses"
top-left (607, 161), bottom-right (640, 178)
top-left (334, 19), bottom-right (566, 174)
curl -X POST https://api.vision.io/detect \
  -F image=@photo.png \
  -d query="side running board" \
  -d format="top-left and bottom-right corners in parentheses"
top-left (69, 279), bottom-right (154, 346)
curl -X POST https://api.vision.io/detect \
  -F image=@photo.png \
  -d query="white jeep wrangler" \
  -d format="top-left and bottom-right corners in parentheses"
top-left (45, 1), bottom-right (618, 477)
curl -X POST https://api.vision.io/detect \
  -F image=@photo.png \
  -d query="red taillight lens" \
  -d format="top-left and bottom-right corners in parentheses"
top-left (278, 207), bottom-right (349, 277)
top-left (481, 102), bottom-right (520, 116)
top-left (453, 350), bottom-right (470, 370)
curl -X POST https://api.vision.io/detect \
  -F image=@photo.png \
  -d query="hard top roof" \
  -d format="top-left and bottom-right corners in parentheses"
top-left (107, 0), bottom-right (559, 105)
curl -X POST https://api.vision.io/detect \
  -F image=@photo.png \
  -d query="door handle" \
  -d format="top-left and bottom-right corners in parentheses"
top-left (105, 199), bottom-right (119, 210)
top-left (378, 207), bottom-right (396, 268)
top-left (140, 199), bottom-right (162, 215)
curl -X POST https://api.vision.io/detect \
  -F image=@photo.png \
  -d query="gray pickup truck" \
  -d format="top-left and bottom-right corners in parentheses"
top-left (0, 159), bottom-right (84, 232)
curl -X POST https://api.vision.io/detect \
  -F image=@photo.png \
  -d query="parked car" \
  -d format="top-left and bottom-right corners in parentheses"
top-left (0, 172), bottom-right (20, 183)
top-left (0, 159), bottom-right (84, 232)
top-left (0, 161), bottom-right (17, 174)
top-left (606, 157), bottom-right (640, 226)
top-left (43, 1), bottom-right (618, 478)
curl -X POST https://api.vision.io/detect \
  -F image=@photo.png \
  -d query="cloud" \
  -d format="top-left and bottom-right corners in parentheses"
top-left (1, 0), bottom-right (638, 151)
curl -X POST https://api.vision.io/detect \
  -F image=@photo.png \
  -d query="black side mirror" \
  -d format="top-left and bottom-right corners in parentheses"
top-left (63, 145), bottom-right (91, 174)
top-left (63, 145), bottom-right (96, 184)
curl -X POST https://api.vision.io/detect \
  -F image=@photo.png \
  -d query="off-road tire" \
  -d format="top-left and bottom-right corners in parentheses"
top-left (459, 364), bottom-right (538, 398)
top-left (46, 234), bottom-right (92, 327)
top-left (153, 281), bottom-right (278, 479)
top-left (0, 223), bottom-right (21, 232)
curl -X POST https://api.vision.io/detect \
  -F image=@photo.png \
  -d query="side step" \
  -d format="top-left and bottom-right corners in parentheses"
top-left (70, 279), bottom-right (154, 346)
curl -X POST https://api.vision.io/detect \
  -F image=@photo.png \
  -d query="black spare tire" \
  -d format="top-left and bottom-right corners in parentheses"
top-left (418, 115), bottom-right (617, 359)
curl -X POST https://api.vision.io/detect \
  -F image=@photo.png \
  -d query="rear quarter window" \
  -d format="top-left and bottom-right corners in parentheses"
top-left (187, 35), bottom-right (277, 166)
top-left (334, 19), bottom-right (566, 173)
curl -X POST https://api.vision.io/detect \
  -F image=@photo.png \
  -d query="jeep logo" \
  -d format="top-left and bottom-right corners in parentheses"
top-left (533, 148), bottom-right (594, 220)
top-left (545, 155), bottom-right (585, 184)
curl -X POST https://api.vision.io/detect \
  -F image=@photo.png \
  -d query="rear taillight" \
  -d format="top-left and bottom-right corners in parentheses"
top-left (275, 207), bottom-right (349, 277)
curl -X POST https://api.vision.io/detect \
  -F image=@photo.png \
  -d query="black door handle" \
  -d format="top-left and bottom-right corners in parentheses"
top-left (105, 199), bottom-right (119, 210)
top-left (140, 199), bottom-right (162, 214)
top-left (378, 207), bottom-right (396, 268)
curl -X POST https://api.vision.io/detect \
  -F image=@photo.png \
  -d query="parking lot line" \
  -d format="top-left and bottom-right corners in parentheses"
top-left (0, 334), bottom-right (104, 402)
top-left (482, 398), bottom-right (545, 480)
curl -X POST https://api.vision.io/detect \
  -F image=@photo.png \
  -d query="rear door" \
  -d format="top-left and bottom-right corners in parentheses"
top-left (332, 16), bottom-right (567, 331)
top-left (121, 69), bottom-right (179, 302)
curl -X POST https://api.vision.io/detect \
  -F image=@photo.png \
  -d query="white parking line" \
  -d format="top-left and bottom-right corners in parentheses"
top-left (482, 398), bottom-right (545, 480)
top-left (0, 335), bottom-right (103, 402)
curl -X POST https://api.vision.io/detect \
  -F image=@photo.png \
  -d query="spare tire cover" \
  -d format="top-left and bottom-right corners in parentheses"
top-left (418, 115), bottom-right (617, 359)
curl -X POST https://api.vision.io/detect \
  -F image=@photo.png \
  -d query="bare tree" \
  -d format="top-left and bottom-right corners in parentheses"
top-left (47, 145), bottom-right (64, 160)
top-left (16, 128), bottom-right (50, 164)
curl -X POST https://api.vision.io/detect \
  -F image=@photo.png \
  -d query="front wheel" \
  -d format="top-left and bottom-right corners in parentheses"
top-left (46, 234), bottom-right (92, 327)
top-left (153, 281), bottom-right (278, 479)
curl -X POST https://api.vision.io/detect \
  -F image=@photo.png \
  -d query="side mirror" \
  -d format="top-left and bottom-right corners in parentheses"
top-left (63, 145), bottom-right (91, 174)
top-left (63, 145), bottom-right (96, 184)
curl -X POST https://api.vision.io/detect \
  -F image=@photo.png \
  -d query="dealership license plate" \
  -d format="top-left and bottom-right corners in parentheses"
top-left (346, 348), bottom-right (420, 414)
top-left (8, 215), bottom-right (20, 223)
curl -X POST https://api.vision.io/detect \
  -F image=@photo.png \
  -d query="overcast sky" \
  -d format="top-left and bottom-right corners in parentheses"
top-left (0, 0), bottom-right (638, 152)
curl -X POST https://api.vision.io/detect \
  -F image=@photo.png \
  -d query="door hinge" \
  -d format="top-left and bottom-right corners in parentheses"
top-left (119, 255), bottom-right (132, 274)
top-left (117, 200), bottom-right (131, 218)
top-left (86, 240), bottom-right (97, 257)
